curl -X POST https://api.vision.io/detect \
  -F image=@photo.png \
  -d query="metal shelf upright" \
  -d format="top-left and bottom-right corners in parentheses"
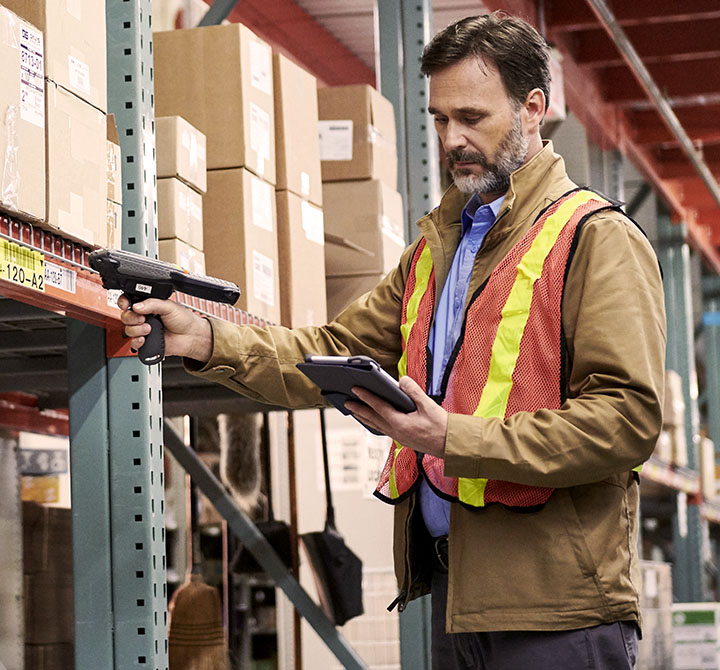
top-left (67, 0), bottom-right (168, 667)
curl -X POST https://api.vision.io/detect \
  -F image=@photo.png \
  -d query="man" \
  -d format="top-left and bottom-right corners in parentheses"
top-left (122, 12), bottom-right (665, 670)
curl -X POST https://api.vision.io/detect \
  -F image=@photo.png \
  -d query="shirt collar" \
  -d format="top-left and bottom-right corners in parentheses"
top-left (460, 193), bottom-right (505, 234)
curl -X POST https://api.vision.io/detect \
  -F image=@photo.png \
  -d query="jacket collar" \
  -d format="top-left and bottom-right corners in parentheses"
top-left (421, 140), bottom-right (572, 237)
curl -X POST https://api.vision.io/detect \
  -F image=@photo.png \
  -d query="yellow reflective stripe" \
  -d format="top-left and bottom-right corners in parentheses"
top-left (633, 464), bottom-right (643, 472)
top-left (458, 477), bottom-right (488, 507)
top-left (473, 190), bottom-right (601, 420)
top-left (398, 243), bottom-right (434, 378)
top-left (459, 191), bottom-right (605, 508)
top-left (388, 442), bottom-right (404, 499)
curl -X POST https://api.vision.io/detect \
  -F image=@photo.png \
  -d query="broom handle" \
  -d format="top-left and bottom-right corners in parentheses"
top-left (319, 410), bottom-right (335, 528)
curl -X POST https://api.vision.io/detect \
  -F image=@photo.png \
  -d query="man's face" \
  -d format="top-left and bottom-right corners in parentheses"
top-left (428, 57), bottom-right (529, 196)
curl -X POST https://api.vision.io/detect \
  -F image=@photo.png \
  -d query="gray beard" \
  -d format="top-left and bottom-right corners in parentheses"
top-left (450, 114), bottom-right (529, 195)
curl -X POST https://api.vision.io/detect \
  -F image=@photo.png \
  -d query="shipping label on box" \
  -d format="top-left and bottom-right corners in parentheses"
top-left (154, 23), bottom-right (275, 182)
top-left (4, 0), bottom-right (107, 111)
top-left (0, 7), bottom-right (45, 222)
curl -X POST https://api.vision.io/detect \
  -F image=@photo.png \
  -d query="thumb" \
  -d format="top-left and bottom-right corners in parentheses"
top-left (399, 375), bottom-right (426, 401)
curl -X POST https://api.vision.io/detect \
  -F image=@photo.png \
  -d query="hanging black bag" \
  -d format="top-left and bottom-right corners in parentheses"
top-left (300, 410), bottom-right (364, 626)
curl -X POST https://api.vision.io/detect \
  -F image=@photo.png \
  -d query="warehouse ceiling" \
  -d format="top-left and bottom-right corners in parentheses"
top-left (210, 0), bottom-right (720, 272)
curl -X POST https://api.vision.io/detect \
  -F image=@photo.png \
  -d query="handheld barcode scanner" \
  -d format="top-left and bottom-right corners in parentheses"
top-left (89, 248), bottom-right (241, 365)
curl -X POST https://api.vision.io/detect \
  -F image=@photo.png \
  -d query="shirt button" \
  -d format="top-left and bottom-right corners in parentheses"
top-left (470, 245), bottom-right (478, 253)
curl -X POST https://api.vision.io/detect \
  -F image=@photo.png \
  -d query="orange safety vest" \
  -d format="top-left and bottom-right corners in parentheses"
top-left (374, 189), bottom-right (619, 509)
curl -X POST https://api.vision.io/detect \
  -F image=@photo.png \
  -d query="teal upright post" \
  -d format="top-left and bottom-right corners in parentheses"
top-left (68, 2), bottom-right (166, 668)
top-left (703, 277), bottom-right (720, 483)
top-left (656, 199), bottom-right (706, 602)
top-left (376, 1), bottom-right (438, 668)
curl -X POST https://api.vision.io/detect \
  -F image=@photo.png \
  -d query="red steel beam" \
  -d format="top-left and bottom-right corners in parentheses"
top-left (203, 0), bottom-right (375, 86)
top-left (573, 18), bottom-right (720, 67)
top-left (549, 0), bottom-right (720, 32)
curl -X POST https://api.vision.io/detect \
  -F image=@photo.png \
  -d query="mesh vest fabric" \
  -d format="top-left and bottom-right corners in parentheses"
top-left (374, 189), bottom-right (615, 508)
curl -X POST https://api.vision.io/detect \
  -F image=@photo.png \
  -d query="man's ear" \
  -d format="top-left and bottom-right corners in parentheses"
top-left (523, 88), bottom-right (546, 132)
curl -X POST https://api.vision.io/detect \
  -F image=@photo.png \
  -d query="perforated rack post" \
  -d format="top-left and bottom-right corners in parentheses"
top-left (67, 1), bottom-right (168, 668)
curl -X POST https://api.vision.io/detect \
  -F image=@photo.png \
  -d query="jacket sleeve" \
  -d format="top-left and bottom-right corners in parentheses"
top-left (183, 244), bottom-right (418, 408)
top-left (443, 211), bottom-right (667, 487)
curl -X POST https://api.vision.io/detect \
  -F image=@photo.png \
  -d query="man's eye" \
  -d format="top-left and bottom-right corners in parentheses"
top-left (433, 116), bottom-right (448, 125)
top-left (464, 116), bottom-right (481, 125)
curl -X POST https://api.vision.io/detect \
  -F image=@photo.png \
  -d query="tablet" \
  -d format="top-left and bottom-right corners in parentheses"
top-left (297, 355), bottom-right (416, 435)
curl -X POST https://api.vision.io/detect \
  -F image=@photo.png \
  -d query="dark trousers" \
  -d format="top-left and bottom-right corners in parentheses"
top-left (430, 570), bottom-right (639, 670)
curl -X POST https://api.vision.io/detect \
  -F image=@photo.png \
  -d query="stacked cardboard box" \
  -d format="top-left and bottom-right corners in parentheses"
top-left (700, 435), bottom-right (716, 501)
top-left (4, 0), bottom-right (108, 246)
top-left (663, 370), bottom-right (688, 467)
top-left (0, 6), bottom-right (45, 222)
top-left (637, 560), bottom-right (673, 670)
top-left (318, 85), bottom-right (406, 319)
top-left (154, 23), bottom-right (280, 322)
top-left (22, 501), bottom-right (74, 667)
top-left (156, 116), bottom-right (207, 275)
top-left (106, 114), bottom-right (122, 249)
top-left (673, 603), bottom-right (720, 670)
top-left (273, 54), bottom-right (326, 327)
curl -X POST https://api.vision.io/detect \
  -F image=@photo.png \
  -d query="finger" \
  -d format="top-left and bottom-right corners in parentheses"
top-left (398, 376), bottom-right (426, 401)
top-left (130, 298), bottom-right (177, 316)
top-left (118, 294), bottom-right (131, 310)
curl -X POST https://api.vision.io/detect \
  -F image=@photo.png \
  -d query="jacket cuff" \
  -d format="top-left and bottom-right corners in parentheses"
top-left (442, 413), bottom-right (487, 479)
top-left (183, 317), bottom-right (242, 381)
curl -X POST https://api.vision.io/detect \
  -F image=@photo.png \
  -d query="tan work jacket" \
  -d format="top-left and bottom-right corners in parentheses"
top-left (188, 142), bottom-right (666, 632)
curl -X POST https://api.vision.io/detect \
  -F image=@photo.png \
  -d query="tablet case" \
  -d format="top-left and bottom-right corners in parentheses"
top-left (296, 355), bottom-right (416, 435)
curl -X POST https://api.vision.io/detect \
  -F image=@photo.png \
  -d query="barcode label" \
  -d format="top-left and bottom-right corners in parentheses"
top-left (44, 261), bottom-right (76, 293)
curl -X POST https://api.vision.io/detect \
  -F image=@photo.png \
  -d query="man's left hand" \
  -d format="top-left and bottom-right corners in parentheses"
top-left (346, 376), bottom-right (448, 458)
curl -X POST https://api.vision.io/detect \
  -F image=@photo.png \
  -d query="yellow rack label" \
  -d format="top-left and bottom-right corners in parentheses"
top-left (0, 239), bottom-right (45, 292)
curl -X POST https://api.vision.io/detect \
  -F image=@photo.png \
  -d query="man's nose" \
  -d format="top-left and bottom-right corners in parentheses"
top-left (442, 121), bottom-right (467, 152)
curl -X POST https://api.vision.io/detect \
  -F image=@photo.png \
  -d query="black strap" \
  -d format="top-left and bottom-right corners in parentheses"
top-left (319, 409), bottom-right (336, 529)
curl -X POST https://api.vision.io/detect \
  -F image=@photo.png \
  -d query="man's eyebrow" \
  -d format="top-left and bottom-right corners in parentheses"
top-left (427, 106), bottom-right (485, 116)
top-left (427, 106), bottom-right (442, 115)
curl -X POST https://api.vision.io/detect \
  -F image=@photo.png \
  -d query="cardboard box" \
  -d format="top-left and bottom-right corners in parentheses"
top-left (0, 7), bottom-right (45, 222)
top-left (318, 84), bottom-right (397, 187)
top-left (107, 114), bottom-right (122, 204)
top-left (24, 644), bottom-right (75, 670)
top-left (156, 115), bottom-right (207, 194)
top-left (204, 168), bottom-right (280, 323)
top-left (24, 572), bottom-right (74, 644)
top-left (107, 200), bottom-right (121, 249)
top-left (273, 54), bottom-right (322, 206)
top-left (663, 369), bottom-right (685, 428)
top-left (326, 272), bottom-right (385, 321)
top-left (158, 238), bottom-right (205, 276)
top-left (154, 24), bottom-right (275, 182)
top-left (157, 177), bottom-right (203, 250)
top-left (700, 436), bottom-right (716, 501)
top-left (673, 604), bottom-right (720, 670)
top-left (322, 180), bottom-right (406, 276)
top-left (46, 81), bottom-right (106, 245)
top-left (4, 0), bottom-right (106, 111)
top-left (276, 191), bottom-right (326, 327)
top-left (22, 502), bottom-right (72, 575)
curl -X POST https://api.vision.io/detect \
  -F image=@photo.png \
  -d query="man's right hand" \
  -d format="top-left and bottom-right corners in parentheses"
top-left (118, 295), bottom-right (214, 364)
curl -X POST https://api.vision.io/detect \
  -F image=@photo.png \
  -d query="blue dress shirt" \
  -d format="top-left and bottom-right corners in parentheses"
top-left (419, 193), bottom-right (505, 538)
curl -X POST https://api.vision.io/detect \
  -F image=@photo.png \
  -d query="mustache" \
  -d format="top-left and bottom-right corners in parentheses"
top-left (445, 149), bottom-right (490, 170)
